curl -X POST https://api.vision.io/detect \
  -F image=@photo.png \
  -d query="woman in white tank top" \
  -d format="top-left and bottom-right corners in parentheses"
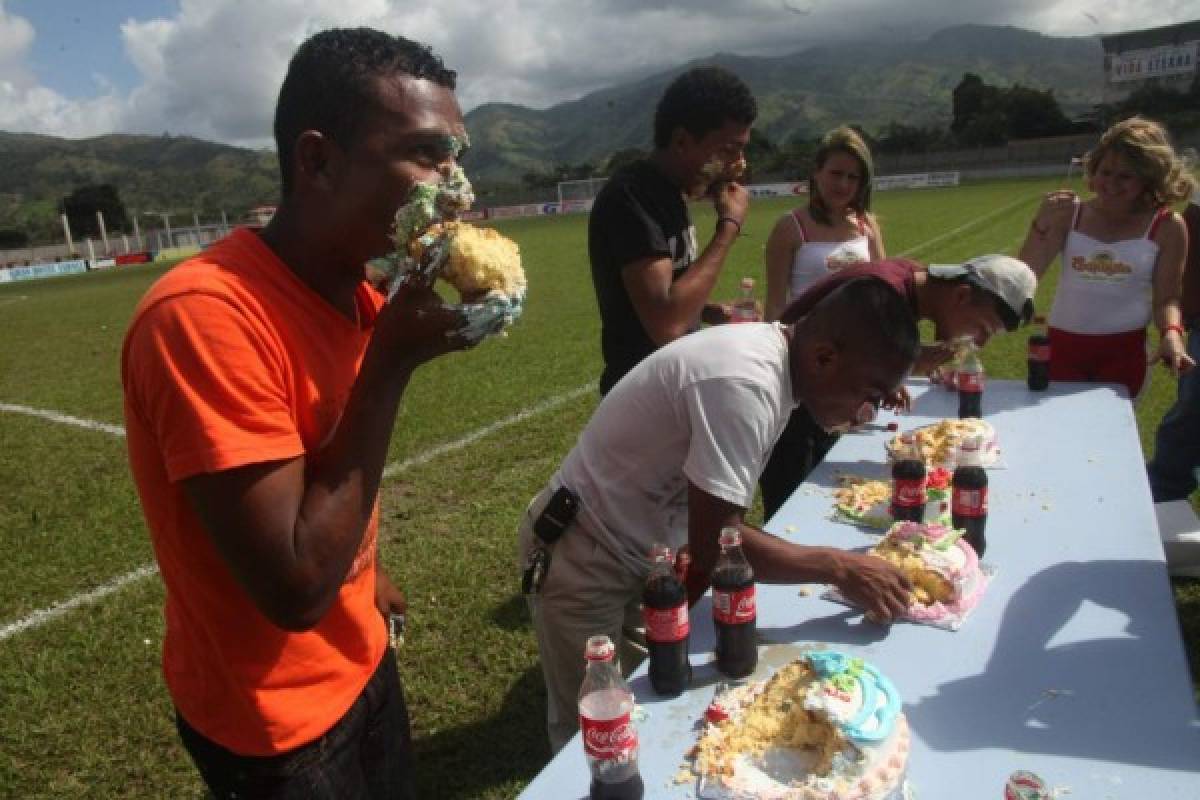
top-left (764, 126), bottom-right (884, 322)
top-left (1018, 117), bottom-right (1195, 397)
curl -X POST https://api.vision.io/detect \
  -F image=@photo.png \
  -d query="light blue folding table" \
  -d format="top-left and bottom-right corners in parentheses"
top-left (519, 380), bottom-right (1200, 799)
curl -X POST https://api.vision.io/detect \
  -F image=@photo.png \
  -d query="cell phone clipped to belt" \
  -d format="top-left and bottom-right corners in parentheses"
top-left (522, 486), bottom-right (580, 595)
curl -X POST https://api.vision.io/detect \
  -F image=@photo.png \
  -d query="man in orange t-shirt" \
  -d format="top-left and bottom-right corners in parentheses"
top-left (122, 28), bottom-right (470, 799)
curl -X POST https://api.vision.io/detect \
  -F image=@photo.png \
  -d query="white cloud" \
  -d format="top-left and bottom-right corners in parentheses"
top-left (1, 0), bottom-right (1198, 145)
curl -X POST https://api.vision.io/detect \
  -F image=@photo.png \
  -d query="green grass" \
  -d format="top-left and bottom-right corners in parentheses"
top-left (0, 174), bottom-right (1197, 798)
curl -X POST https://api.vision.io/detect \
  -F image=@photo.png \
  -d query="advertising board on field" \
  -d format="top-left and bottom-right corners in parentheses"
top-left (0, 259), bottom-right (88, 284)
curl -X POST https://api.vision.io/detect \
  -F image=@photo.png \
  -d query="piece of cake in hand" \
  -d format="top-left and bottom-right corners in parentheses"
top-left (691, 650), bottom-right (910, 800)
top-left (867, 521), bottom-right (987, 628)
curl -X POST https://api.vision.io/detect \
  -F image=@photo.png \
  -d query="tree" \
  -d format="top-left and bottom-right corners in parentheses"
top-left (876, 122), bottom-right (945, 154)
top-left (1004, 85), bottom-right (1074, 139)
top-left (951, 74), bottom-right (1000, 136)
top-left (603, 147), bottom-right (646, 175)
top-left (58, 184), bottom-right (129, 237)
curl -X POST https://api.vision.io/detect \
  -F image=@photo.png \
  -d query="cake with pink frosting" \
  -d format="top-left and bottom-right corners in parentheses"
top-left (869, 521), bottom-right (986, 625)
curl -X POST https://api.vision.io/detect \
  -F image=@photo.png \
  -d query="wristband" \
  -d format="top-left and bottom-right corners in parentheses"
top-left (717, 216), bottom-right (742, 235)
top-left (1162, 323), bottom-right (1186, 338)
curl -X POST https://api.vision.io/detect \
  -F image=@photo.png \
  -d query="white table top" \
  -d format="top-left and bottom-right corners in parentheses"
top-left (519, 379), bottom-right (1200, 799)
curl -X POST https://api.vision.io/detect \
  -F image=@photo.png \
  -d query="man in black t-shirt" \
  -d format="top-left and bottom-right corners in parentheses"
top-left (589, 66), bottom-right (756, 394)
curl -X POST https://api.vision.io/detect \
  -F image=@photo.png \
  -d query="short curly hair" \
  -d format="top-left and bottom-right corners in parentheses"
top-left (274, 27), bottom-right (457, 195)
top-left (1085, 116), bottom-right (1196, 208)
top-left (653, 66), bottom-right (757, 149)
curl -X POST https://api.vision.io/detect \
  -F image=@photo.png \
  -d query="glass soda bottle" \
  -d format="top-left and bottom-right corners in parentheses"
top-left (951, 436), bottom-right (989, 556)
top-left (578, 635), bottom-right (644, 800)
top-left (957, 345), bottom-right (984, 418)
top-left (642, 543), bottom-right (691, 696)
top-left (731, 277), bottom-right (760, 322)
top-left (890, 432), bottom-right (927, 523)
top-left (711, 527), bottom-right (757, 678)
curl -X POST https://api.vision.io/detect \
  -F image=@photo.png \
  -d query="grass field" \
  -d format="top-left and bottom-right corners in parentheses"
top-left (1, 174), bottom-right (1197, 798)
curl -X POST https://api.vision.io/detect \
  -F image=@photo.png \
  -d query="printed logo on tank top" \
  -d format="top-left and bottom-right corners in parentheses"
top-left (1070, 250), bottom-right (1133, 281)
top-left (825, 243), bottom-right (867, 272)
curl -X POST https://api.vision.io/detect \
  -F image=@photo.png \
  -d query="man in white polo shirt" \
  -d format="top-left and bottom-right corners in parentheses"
top-left (519, 277), bottom-right (919, 751)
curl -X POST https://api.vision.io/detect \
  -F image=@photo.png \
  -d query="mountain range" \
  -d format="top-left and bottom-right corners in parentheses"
top-left (0, 24), bottom-right (1105, 240)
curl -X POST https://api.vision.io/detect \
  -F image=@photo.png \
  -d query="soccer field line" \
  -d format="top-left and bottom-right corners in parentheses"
top-left (0, 564), bottom-right (159, 642)
top-left (0, 402), bottom-right (126, 436)
top-left (0, 382), bottom-right (596, 642)
top-left (897, 194), bottom-right (1035, 259)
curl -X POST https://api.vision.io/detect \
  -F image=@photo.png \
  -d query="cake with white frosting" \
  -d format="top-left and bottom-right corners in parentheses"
top-left (691, 651), bottom-right (910, 800)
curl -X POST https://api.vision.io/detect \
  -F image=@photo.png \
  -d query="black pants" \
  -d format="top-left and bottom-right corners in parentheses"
top-left (760, 405), bottom-right (840, 521)
top-left (176, 649), bottom-right (416, 800)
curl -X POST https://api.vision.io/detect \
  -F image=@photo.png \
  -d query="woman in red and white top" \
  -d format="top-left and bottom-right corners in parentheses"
top-left (1019, 116), bottom-right (1196, 397)
top-left (764, 126), bottom-right (885, 322)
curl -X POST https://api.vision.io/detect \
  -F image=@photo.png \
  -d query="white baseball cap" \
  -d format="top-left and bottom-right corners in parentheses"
top-left (928, 254), bottom-right (1037, 331)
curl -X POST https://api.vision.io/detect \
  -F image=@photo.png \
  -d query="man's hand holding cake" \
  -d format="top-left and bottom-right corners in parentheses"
top-left (375, 145), bottom-right (527, 344)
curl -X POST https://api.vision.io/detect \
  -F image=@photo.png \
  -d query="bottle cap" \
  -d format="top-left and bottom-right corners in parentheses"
top-left (584, 634), bottom-right (616, 661)
top-left (740, 277), bottom-right (754, 290)
top-left (718, 527), bottom-right (742, 548)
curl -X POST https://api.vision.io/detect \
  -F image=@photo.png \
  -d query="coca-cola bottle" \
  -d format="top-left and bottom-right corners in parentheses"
top-left (711, 527), bottom-right (757, 678)
top-left (578, 635), bottom-right (644, 800)
top-left (731, 277), bottom-right (761, 322)
top-left (1027, 332), bottom-right (1050, 391)
top-left (957, 346), bottom-right (984, 418)
top-left (642, 543), bottom-right (691, 696)
top-left (890, 432), bottom-right (927, 523)
top-left (952, 436), bottom-right (989, 557)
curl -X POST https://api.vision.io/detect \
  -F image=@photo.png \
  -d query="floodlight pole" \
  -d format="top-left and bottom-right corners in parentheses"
top-left (61, 214), bottom-right (74, 255)
top-left (96, 210), bottom-right (109, 255)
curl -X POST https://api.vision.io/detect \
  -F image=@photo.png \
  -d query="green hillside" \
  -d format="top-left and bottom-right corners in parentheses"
top-left (461, 24), bottom-right (1104, 182)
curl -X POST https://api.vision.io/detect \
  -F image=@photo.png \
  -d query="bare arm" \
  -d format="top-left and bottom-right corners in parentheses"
top-left (763, 213), bottom-right (799, 322)
top-left (183, 281), bottom-right (466, 631)
top-left (684, 483), bottom-right (911, 621)
top-left (1018, 190), bottom-right (1076, 278)
top-left (1150, 213), bottom-right (1194, 375)
top-left (622, 182), bottom-right (749, 344)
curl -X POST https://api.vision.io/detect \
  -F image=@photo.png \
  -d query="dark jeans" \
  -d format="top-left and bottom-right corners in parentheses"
top-left (176, 649), bottom-right (416, 800)
top-left (760, 405), bottom-right (840, 521)
top-left (1148, 324), bottom-right (1200, 502)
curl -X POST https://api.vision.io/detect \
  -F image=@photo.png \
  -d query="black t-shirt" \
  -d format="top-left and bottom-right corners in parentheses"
top-left (588, 160), bottom-right (698, 394)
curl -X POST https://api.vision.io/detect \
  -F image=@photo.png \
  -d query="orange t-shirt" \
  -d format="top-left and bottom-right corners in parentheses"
top-left (121, 227), bottom-right (388, 756)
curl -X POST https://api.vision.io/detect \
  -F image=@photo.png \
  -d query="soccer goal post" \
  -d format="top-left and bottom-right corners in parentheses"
top-left (557, 177), bottom-right (608, 207)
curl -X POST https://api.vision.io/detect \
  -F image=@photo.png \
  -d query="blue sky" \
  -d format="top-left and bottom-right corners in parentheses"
top-left (0, 0), bottom-right (1196, 147)
top-left (8, 0), bottom-right (174, 99)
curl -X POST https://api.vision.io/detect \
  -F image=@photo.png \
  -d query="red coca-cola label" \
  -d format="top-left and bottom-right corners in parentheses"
top-left (1027, 344), bottom-right (1051, 361)
top-left (957, 371), bottom-right (984, 392)
top-left (643, 603), bottom-right (689, 642)
top-left (581, 712), bottom-right (638, 761)
top-left (952, 486), bottom-right (988, 517)
top-left (892, 479), bottom-right (927, 508)
top-left (713, 585), bottom-right (756, 624)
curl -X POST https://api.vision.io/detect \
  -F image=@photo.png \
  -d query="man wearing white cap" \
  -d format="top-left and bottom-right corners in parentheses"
top-left (760, 254), bottom-right (1037, 517)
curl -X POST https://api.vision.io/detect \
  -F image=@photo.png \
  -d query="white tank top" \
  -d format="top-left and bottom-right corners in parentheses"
top-left (787, 210), bottom-right (872, 300)
top-left (1049, 200), bottom-right (1166, 334)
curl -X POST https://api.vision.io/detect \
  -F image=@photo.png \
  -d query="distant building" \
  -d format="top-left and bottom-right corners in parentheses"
top-left (1101, 20), bottom-right (1200, 103)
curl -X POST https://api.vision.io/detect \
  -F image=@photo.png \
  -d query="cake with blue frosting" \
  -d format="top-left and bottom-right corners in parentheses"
top-left (692, 651), bottom-right (910, 799)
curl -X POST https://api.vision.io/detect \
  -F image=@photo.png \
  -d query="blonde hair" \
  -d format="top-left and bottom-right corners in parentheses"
top-left (1085, 116), bottom-right (1196, 207)
top-left (809, 126), bottom-right (874, 226)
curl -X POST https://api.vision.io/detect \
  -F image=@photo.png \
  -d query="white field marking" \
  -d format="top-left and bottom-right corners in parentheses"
top-left (0, 564), bottom-right (159, 642)
top-left (0, 403), bottom-right (125, 436)
top-left (382, 382), bottom-right (595, 479)
top-left (897, 194), bottom-right (1035, 259)
top-left (0, 295), bottom-right (29, 307)
top-left (0, 382), bottom-right (596, 640)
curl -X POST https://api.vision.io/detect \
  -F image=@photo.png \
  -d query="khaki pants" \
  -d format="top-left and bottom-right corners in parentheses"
top-left (518, 485), bottom-right (646, 753)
